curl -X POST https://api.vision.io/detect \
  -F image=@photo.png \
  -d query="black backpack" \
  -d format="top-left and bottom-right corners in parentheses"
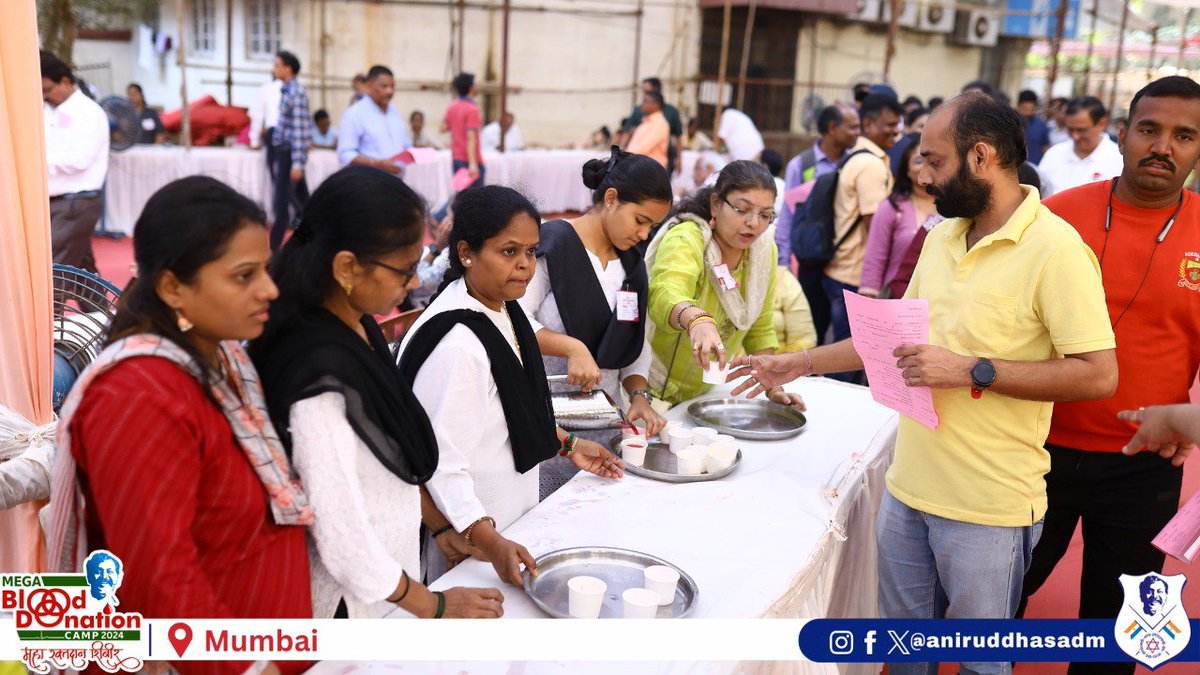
top-left (790, 148), bottom-right (873, 267)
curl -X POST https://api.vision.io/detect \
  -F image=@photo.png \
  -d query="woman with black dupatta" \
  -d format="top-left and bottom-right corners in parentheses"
top-left (251, 166), bottom-right (515, 619)
top-left (399, 185), bottom-right (625, 583)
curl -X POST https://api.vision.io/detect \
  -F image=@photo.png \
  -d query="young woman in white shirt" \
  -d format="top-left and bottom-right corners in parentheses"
top-left (399, 185), bottom-right (625, 583)
top-left (519, 148), bottom-right (672, 499)
top-left (252, 166), bottom-right (519, 619)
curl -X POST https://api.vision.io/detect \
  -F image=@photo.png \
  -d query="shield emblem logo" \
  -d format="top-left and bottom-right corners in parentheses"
top-left (1114, 573), bottom-right (1191, 669)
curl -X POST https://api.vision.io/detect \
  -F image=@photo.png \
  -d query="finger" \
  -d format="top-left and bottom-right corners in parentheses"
top-left (506, 556), bottom-right (524, 586)
top-left (518, 546), bottom-right (538, 577)
top-left (744, 382), bottom-right (767, 399)
top-left (726, 365), bottom-right (753, 381)
top-left (893, 345), bottom-right (919, 358)
top-left (716, 343), bottom-right (728, 370)
top-left (729, 356), bottom-right (751, 369)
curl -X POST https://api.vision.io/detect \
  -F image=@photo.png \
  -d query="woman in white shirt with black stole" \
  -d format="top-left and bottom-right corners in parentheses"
top-left (520, 148), bottom-right (673, 499)
top-left (252, 166), bottom-right (515, 619)
top-left (399, 185), bottom-right (625, 583)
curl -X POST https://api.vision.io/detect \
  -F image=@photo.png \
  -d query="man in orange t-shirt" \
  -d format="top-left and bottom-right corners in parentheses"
top-left (625, 91), bottom-right (670, 169)
top-left (1021, 77), bottom-right (1200, 659)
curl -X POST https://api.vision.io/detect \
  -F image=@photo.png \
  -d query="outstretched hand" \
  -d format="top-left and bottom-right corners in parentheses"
top-left (727, 353), bottom-right (810, 399)
top-left (569, 438), bottom-right (625, 480)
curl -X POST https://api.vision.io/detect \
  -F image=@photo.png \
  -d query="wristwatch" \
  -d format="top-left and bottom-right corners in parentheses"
top-left (970, 358), bottom-right (996, 400)
top-left (630, 389), bottom-right (653, 404)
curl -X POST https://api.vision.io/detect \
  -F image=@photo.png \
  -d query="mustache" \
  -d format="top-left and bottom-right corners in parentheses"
top-left (1139, 154), bottom-right (1176, 172)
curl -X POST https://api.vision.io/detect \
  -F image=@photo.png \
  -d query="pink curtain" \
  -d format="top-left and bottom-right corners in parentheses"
top-left (0, 0), bottom-right (53, 572)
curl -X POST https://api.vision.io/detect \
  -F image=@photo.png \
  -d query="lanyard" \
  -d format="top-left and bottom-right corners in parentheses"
top-left (1098, 177), bottom-right (1185, 329)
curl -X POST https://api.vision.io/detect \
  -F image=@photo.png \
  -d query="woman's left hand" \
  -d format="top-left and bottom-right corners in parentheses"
top-left (767, 387), bottom-right (806, 412)
top-left (568, 439), bottom-right (625, 479)
top-left (435, 529), bottom-right (473, 568)
top-left (625, 396), bottom-right (667, 438)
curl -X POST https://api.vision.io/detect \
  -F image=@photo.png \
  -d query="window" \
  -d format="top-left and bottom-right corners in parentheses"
top-left (247, 0), bottom-right (282, 59)
top-left (190, 0), bottom-right (216, 55)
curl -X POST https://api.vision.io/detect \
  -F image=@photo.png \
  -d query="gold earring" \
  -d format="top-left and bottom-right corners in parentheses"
top-left (175, 310), bottom-right (193, 333)
top-left (343, 282), bottom-right (353, 296)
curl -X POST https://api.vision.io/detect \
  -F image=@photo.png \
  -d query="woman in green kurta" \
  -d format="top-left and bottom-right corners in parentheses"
top-left (646, 160), bottom-right (807, 409)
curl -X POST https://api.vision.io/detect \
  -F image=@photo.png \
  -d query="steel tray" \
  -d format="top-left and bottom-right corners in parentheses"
top-left (608, 436), bottom-right (741, 483)
top-left (686, 397), bottom-right (807, 441)
top-left (522, 546), bottom-right (698, 619)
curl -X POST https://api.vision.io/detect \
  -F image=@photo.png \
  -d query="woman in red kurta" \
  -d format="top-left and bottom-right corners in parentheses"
top-left (46, 177), bottom-right (314, 675)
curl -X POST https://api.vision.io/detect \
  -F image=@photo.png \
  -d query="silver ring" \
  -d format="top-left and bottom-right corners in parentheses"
top-left (716, 343), bottom-right (726, 351)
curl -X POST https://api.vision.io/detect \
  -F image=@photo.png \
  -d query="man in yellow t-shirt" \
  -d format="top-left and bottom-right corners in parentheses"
top-left (730, 92), bottom-right (1117, 674)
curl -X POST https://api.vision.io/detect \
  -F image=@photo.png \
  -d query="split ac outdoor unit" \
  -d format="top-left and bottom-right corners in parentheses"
top-left (882, 1), bottom-right (920, 28)
top-left (848, 0), bottom-right (883, 23)
top-left (917, 1), bottom-right (956, 34)
top-left (951, 9), bottom-right (1000, 47)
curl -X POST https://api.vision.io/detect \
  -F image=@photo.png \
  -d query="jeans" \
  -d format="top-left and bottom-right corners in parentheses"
top-left (267, 129), bottom-right (309, 252)
top-left (1018, 444), bottom-right (1182, 675)
top-left (797, 262), bottom-right (831, 345)
top-left (452, 159), bottom-right (485, 190)
top-left (821, 275), bottom-right (864, 383)
top-left (877, 490), bottom-right (1043, 675)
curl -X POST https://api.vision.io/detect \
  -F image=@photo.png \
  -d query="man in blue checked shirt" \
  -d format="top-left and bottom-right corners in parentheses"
top-left (270, 50), bottom-right (312, 252)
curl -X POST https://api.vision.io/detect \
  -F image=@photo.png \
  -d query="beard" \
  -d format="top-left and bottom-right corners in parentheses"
top-left (926, 160), bottom-right (993, 220)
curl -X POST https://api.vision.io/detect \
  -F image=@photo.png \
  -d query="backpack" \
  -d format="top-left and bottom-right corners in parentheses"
top-left (790, 148), bottom-right (872, 267)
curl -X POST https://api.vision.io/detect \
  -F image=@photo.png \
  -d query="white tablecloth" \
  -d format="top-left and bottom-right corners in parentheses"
top-left (102, 146), bottom-right (342, 237)
top-left (323, 377), bottom-right (896, 675)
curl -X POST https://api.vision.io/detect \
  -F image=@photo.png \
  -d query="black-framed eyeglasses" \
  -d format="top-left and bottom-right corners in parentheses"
top-left (722, 196), bottom-right (777, 225)
top-left (369, 259), bottom-right (420, 284)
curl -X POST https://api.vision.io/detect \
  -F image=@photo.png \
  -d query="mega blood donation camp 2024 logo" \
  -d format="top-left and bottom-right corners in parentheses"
top-left (1, 550), bottom-right (144, 673)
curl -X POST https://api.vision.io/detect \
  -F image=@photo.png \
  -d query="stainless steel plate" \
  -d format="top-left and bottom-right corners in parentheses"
top-left (607, 436), bottom-right (741, 483)
top-left (522, 546), bottom-right (699, 619)
top-left (687, 397), bottom-right (807, 441)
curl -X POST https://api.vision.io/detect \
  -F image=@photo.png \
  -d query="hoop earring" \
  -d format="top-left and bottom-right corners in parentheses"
top-left (175, 310), bottom-right (194, 333)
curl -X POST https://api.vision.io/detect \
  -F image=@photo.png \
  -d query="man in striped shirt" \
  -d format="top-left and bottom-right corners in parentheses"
top-left (270, 50), bottom-right (311, 252)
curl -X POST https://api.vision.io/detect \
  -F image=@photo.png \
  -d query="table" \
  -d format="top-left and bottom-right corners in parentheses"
top-left (103, 146), bottom-right (342, 237)
top-left (353, 377), bottom-right (897, 675)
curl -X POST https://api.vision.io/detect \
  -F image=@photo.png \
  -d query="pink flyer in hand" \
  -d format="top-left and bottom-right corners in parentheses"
top-left (451, 168), bottom-right (474, 192)
top-left (843, 290), bottom-right (940, 429)
top-left (1153, 489), bottom-right (1200, 563)
top-left (393, 147), bottom-right (440, 165)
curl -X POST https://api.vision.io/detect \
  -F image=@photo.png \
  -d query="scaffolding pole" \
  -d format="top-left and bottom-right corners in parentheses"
top-left (1148, 24), bottom-right (1158, 82)
top-left (714, 0), bottom-right (732, 141)
top-left (499, 0), bottom-right (510, 152)
top-left (632, 0), bottom-right (644, 109)
top-left (1109, 0), bottom-right (1130, 115)
top-left (1045, 0), bottom-right (1068, 104)
top-left (884, 0), bottom-right (901, 79)
top-left (735, 0), bottom-right (756, 111)
top-left (177, 0), bottom-right (191, 148)
top-left (1082, 0), bottom-right (1099, 93)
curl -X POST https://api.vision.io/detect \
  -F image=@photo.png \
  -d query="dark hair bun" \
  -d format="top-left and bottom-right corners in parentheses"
top-left (581, 158), bottom-right (609, 191)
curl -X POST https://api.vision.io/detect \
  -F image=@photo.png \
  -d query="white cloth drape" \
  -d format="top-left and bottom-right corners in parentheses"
top-left (0, 405), bottom-right (54, 510)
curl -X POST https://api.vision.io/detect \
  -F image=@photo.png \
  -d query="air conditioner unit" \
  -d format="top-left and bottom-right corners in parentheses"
top-left (848, 0), bottom-right (883, 23)
top-left (951, 9), bottom-right (1000, 47)
top-left (917, 1), bottom-right (956, 34)
top-left (882, 1), bottom-right (919, 28)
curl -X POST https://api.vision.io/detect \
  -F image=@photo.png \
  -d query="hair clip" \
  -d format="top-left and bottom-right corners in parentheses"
top-left (605, 145), bottom-right (622, 175)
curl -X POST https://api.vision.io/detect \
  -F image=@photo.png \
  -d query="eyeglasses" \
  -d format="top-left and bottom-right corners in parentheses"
top-left (722, 197), bottom-right (777, 225)
top-left (369, 259), bottom-right (421, 284)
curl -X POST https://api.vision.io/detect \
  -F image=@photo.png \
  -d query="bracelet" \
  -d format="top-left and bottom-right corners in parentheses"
top-left (431, 524), bottom-right (454, 538)
top-left (671, 303), bottom-right (697, 330)
top-left (433, 591), bottom-right (446, 619)
top-left (559, 432), bottom-right (579, 457)
top-left (463, 516), bottom-right (497, 549)
top-left (388, 572), bottom-right (412, 604)
top-left (800, 348), bottom-right (814, 377)
top-left (686, 314), bottom-right (716, 335)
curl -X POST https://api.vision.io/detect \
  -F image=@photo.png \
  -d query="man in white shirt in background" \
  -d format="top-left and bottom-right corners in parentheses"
top-left (248, 75), bottom-right (281, 150)
top-left (480, 111), bottom-right (524, 153)
top-left (41, 50), bottom-right (109, 272)
top-left (1037, 96), bottom-right (1123, 197)
top-left (717, 107), bottom-right (765, 161)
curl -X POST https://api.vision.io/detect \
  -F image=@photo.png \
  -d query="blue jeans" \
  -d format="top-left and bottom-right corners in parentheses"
top-left (821, 275), bottom-right (863, 383)
top-left (876, 490), bottom-right (1044, 675)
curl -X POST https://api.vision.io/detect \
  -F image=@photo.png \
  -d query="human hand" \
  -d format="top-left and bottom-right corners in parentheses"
top-left (434, 529), bottom-right (472, 568)
top-left (468, 165), bottom-right (480, 180)
top-left (1118, 405), bottom-right (1198, 467)
top-left (689, 320), bottom-right (726, 370)
top-left (569, 438), bottom-right (625, 480)
top-left (626, 396), bottom-right (666, 438)
top-left (471, 527), bottom-right (538, 585)
top-left (858, 288), bottom-right (879, 299)
top-left (727, 354), bottom-right (810, 399)
top-left (893, 344), bottom-right (973, 389)
top-left (565, 343), bottom-right (602, 393)
top-left (440, 586), bottom-right (505, 618)
top-left (290, 167), bottom-right (304, 182)
top-left (375, 159), bottom-right (402, 175)
top-left (767, 388), bottom-right (807, 411)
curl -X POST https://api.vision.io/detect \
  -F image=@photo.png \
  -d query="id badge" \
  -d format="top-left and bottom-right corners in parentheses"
top-left (712, 263), bottom-right (738, 291)
top-left (615, 290), bottom-right (640, 322)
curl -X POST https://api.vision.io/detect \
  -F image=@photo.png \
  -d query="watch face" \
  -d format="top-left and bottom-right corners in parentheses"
top-left (972, 359), bottom-right (997, 387)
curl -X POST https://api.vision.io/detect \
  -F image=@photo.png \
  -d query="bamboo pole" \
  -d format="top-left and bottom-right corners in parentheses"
top-left (714, 0), bottom-right (732, 141)
top-left (632, 0), bottom-right (644, 109)
top-left (884, 0), bottom-right (901, 79)
top-left (177, 0), bottom-right (191, 149)
top-left (457, 0), bottom-right (466, 75)
top-left (225, 0), bottom-right (233, 105)
top-left (1179, 8), bottom-right (1192, 73)
top-left (1148, 25), bottom-right (1158, 82)
top-left (1045, 0), bottom-right (1068, 105)
top-left (1082, 1), bottom-right (1098, 93)
top-left (735, 0), bottom-right (757, 111)
top-left (1109, 0), bottom-right (1130, 115)
top-left (499, 0), bottom-right (510, 152)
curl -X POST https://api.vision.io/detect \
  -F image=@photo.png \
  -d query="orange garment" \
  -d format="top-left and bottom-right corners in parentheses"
top-left (1045, 180), bottom-right (1200, 452)
top-left (626, 110), bottom-right (669, 168)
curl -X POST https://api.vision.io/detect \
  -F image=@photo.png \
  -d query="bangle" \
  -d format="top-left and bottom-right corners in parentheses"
top-left (560, 432), bottom-right (579, 457)
top-left (686, 314), bottom-right (716, 335)
top-left (671, 303), bottom-right (696, 330)
top-left (800, 348), bottom-right (814, 377)
top-left (433, 591), bottom-right (446, 619)
top-left (431, 524), bottom-right (453, 538)
top-left (463, 516), bottom-right (496, 549)
top-left (388, 572), bottom-right (412, 604)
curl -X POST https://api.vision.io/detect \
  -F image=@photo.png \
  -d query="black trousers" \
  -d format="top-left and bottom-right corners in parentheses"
top-left (1019, 443), bottom-right (1183, 675)
top-left (266, 129), bottom-right (309, 252)
top-left (796, 261), bottom-right (831, 345)
top-left (50, 194), bottom-right (104, 272)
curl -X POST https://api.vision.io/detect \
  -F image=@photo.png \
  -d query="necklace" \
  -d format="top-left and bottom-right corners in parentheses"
top-left (1098, 177), bottom-right (1185, 329)
top-left (499, 302), bottom-right (522, 357)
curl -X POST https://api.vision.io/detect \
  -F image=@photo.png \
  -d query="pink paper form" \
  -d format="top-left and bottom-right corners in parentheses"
top-left (1153, 489), bottom-right (1200, 563)
top-left (843, 290), bottom-right (940, 430)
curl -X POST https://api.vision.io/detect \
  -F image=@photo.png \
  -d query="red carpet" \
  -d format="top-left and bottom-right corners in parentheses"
top-left (93, 235), bottom-right (1197, 674)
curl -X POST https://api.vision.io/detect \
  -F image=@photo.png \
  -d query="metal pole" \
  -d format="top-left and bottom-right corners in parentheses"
top-left (714, 0), bottom-right (732, 141)
top-left (1045, 0), bottom-right (1068, 105)
top-left (456, 0), bottom-right (466, 75)
top-left (735, 0), bottom-right (757, 111)
top-left (1109, 0), bottom-right (1130, 116)
top-left (499, 0), bottom-right (510, 152)
top-left (225, 0), bottom-right (233, 105)
top-left (632, 0), bottom-right (644, 110)
top-left (319, 0), bottom-right (328, 110)
top-left (1082, 0), bottom-right (1098, 93)
top-left (1179, 9), bottom-right (1192, 73)
top-left (1148, 25), bottom-right (1158, 82)
top-left (884, 0), bottom-right (901, 79)
top-left (177, 0), bottom-right (191, 149)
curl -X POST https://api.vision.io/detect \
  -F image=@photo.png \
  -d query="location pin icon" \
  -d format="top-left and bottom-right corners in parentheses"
top-left (168, 622), bottom-right (193, 657)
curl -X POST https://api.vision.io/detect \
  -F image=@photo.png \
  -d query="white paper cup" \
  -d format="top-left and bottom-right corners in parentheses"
top-left (677, 446), bottom-right (707, 475)
top-left (691, 426), bottom-right (719, 446)
top-left (668, 427), bottom-right (694, 455)
top-left (706, 442), bottom-right (738, 473)
top-left (702, 361), bottom-right (731, 385)
top-left (713, 434), bottom-right (736, 446)
top-left (620, 423), bottom-right (647, 442)
top-left (620, 438), bottom-right (648, 467)
top-left (644, 565), bottom-right (680, 606)
top-left (622, 588), bottom-right (660, 618)
top-left (568, 576), bottom-right (607, 619)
